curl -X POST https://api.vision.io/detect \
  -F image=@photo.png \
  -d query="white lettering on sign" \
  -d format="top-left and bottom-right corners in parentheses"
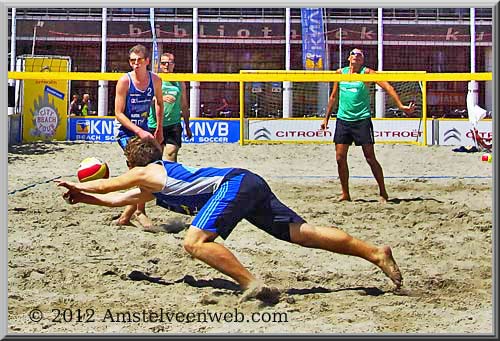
top-left (82, 120), bottom-right (116, 135)
top-left (199, 137), bottom-right (229, 143)
top-left (374, 130), bottom-right (421, 138)
top-left (36, 107), bottom-right (58, 136)
top-left (189, 121), bottom-right (229, 137)
top-left (360, 27), bottom-right (375, 40)
top-left (129, 24), bottom-right (142, 37)
top-left (276, 130), bottom-right (332, 138)
top-left (446, 27), bottom-right (459, 41)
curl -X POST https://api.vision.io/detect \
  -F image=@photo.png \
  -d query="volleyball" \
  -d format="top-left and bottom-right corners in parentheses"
top-left (77, 157), bottom-right (110, 182)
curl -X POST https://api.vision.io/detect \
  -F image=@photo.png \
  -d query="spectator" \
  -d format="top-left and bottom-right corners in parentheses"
top-left (69, 94), bottom-right (82, 116)
top-left (214, 96), bottom-right (231, 117)
top-left (81, 93), bottom-right (96, 116)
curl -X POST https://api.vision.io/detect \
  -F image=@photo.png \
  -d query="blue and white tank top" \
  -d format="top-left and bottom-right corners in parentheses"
top-left (152, 161), bottom-right (244, 216)
top-left (116, 71), bottom-right (155, 138)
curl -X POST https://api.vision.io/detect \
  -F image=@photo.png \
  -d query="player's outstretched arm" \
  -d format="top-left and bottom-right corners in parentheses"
top-left (63, 187), bottom-right (155, 207)
top-left (369, 68), bottom-right (416, 115)
top-left (55, 166), bottom-right (158, 194)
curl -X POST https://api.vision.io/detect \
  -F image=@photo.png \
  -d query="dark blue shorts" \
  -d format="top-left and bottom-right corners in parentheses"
top-left (191, 171), bottom-right (306, 242)
top-left (334, 118), bottom-right (375, 146)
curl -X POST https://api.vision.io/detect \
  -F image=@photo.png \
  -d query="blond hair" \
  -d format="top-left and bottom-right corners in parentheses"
top-left (129, 44), bottom-right (149, 58)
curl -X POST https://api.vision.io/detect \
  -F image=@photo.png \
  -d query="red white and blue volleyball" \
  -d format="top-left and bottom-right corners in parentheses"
top-left (77, 157), bottom-right (110, 182)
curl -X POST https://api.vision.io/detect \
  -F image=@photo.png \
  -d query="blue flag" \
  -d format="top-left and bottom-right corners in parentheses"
top-left (300, 8), bottom-right (326, 70)
top-left (150, 8), bottom-right (159, 73)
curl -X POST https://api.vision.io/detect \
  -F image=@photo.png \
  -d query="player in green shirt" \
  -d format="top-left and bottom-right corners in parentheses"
top-left (149, 52), bottom-right (193, 162)
top-left (321, 48), bottom-right (415, 203)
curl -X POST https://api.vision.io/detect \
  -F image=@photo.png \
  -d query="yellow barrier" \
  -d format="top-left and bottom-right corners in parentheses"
top-left (8, 71), bottom-right (492, 82)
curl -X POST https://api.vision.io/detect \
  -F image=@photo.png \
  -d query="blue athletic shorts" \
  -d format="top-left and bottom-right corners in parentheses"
top-left (191, 170), bottom-right (306, 241)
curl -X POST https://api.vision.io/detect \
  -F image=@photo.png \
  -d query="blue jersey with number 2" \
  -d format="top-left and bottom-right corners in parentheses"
top-left (116, 71), bottom-right (155, 138)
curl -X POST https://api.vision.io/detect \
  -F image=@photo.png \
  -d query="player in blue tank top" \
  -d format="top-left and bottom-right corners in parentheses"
top-left (116, 70), bottom-right (155, 138)
top-left (114, 44), bottom-right (164, 230)
top-left (57, 137), bottom-right (403, 303)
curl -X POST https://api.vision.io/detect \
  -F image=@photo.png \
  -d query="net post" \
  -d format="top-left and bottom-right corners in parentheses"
top-left (421, 80), bottom-right (428, 146)
top-left (239, 80), bottom-right (244, 146)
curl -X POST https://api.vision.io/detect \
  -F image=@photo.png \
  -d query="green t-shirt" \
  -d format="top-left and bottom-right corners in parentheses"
top-left (148, 81), bottom-right (182, 128)
top-left (81, 103), bottom-right (88, 116)
top-left (337, 66), bottom-right (371, 121)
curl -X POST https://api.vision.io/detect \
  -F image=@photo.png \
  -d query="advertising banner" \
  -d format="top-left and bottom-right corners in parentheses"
top-left (437, 120), bottom-right (492, 146)
top-left (22, 57), bottom-right (69, 142)
top-left (68, 117), bottom-right (241, 144)
top-left (68, 116), bottom-right (118, 142)
top-left (248, 118), bottom-right (455, 145)
top-left (300, 8), bottom-right (326, 70)
top-left (182, 119), bottom-right (240, 143)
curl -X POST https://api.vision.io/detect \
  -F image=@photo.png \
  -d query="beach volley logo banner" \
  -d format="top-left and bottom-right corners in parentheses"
top-left (22, 57), bottom-right (69, 142)
top-left (300, 8), bottom-right (326, 70)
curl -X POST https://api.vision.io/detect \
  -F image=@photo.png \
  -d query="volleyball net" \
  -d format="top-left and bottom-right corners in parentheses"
top-left (8, 70), bottom-right (492, 146)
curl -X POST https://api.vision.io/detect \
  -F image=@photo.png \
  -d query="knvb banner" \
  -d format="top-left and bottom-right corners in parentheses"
top-left (22, 57), bottom-right (69, 142)
top-left (69, 116), bottom-right (118, 142)
top-left (300, 8), bottom-right (327, 70)
top-left (68, 117), bottom-right (241, 144)
top-left (181, 120), bottom-right (240, 143)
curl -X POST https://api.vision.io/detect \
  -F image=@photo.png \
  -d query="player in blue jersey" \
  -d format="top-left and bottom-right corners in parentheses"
top-left (114, 44), bottom-right (164, 230)
top-left (56, 137), bottom-right (403, 303)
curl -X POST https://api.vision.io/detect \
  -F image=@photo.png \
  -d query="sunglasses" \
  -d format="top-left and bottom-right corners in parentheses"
top-left (350, 51), bottom-right (364, 57)
top-left (129, 57), bottom-right (145, 64)
top-left (160, 61), bottom-right (175, 66)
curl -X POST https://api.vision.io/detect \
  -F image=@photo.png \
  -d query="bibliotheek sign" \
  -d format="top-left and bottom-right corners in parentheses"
top-left (14, 21), bottom-right (492, 43)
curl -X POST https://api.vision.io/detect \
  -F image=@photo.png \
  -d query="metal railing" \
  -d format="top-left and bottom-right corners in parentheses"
top-left (9, 7), bottom-right (493, 21)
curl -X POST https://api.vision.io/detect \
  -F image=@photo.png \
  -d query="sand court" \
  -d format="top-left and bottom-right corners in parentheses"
top-left (7, 142), bottom-right (493, 334)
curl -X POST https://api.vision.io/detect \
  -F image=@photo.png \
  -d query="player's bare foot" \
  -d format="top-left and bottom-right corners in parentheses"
top-left (239, 281), bottom-right (280, 304)
top-left (379, 191), bottom-right (389, 203)
top-left (339, 194), bottom-right (351, 202)
top-left (375, 246), bottom-right (402, 288)
top-left (111, 218), bottom-right (140, 230)
top-left (113, 216), bottom-right (134, 226)
top-left (134, 212), bottom-right (159, 233)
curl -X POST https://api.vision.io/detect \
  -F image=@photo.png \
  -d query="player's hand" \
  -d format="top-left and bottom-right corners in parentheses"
top-left (62, 189), bottom-right (94, 205)
top-left (163, 95), bottom-right (176, 103)
top-left (185, 126), bottom-right (193, 139)
top-left (154, 126), bottom-right (164, 145)
top-left (54, 180), bottom-right (83, 204)
top-left (400, 102), bottom-right (416, 115)
top-left (137, 129), bottom-right (155, 141)
top-left (320, 119), bottom-right (329, 131)
top-left (55, 179), bottom-right (81, 192)
top-left (62, 189), bottom-right (80, 204)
